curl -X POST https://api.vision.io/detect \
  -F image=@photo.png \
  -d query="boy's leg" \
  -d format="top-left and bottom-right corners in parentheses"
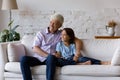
top-left (101, 61), bottom-right (111, 65)
top-left (57, 58), bottom-right (76, 66)
top-left (77, 60), bottom-right (91, 65)
top-left (78, 57), bottom-right (101, 65)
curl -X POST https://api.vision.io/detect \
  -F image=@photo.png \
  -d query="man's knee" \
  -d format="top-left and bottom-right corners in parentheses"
top-left (47, 54), bottom-right (55, 60)
top-left (20, 56), bottom-right (29, 64)
top-left (46, 54), bottom-right (56, 64)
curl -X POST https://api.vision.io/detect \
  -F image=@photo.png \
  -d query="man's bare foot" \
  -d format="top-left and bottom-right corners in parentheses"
top-left (77, 60), bottom-right (91, 65)
top-left (101, 61), bottom-right (111, 65)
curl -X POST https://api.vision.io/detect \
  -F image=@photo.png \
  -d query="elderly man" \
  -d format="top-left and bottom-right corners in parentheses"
top-left (20, 13), bottom-right (82, 80)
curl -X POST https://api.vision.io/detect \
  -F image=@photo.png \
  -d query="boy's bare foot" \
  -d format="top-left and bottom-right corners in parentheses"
top-left (101, 61), bottom-right (111, 65)
top-left (77, 60), bottom-right (91, 65)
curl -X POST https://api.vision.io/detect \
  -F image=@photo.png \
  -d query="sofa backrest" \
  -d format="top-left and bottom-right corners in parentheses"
top-left (21, 35), bottom-right (35, 56)
top-left (81, 39), bottom-right (120, 61)
top-left (21, 35), bottom-right (120, 61)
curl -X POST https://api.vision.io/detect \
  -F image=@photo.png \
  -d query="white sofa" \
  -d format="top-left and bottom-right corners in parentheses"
top-left (1, 35), bottom-right (120, 80)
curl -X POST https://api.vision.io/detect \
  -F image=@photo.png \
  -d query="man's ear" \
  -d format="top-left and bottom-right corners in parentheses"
top-left (59, 23), bottom-right (62, 28)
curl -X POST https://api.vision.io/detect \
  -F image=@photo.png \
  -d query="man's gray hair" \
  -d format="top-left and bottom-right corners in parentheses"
top-left (50, 13), bottom-right (64, 24)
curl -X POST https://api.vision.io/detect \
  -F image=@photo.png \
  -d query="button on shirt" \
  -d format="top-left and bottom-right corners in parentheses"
top-left (33, 28), bottom-right (61, 62)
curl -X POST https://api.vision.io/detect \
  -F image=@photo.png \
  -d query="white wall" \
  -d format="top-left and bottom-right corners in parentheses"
top-left (0, 0), bottom-right (1, 10)
top-left (18, 0), bottom-right (120, 11)
top-left (1, 0), bottom-right (120, 39)
top-left (12, 10), bottom-right (120, 39)
top-left (0, 0), bottom-right (2, 31)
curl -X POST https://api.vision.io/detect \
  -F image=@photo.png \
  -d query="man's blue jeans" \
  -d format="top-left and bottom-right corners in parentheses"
top-left (20, 55), bottom-right (76, 80)
top-left (20, 56), bottom-right (46, 80)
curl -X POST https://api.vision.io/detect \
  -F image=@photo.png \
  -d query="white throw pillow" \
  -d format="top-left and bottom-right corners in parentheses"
top-left (7, 43), bottom-right (26, 62)
top-left (111, 47), bottom-right (120, 66)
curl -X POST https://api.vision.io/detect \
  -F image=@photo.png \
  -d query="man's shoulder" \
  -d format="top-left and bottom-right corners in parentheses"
top-left (56, 29), bottom-right (62, 34)
top-left (58, 29), bottom-right (62, 32)
top-left (36, 29), bottom-right (46, 34)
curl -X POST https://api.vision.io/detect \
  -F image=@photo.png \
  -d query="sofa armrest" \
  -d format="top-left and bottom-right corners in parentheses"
top-left (0, 41), bottom-right (21, 66)
top-left (0, 41), bottom-right (21, 80)
top-left (0, 42), bottom-right (9, 67)
top-left (0, 42), bottom-right (9, 80)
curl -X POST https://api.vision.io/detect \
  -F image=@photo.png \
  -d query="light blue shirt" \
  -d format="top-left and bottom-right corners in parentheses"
top-left (56, 41), bottom-right (76, 59)
top-left (33, 27), bottom-right (61, 62)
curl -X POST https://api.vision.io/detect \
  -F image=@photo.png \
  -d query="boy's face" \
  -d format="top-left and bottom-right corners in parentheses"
top-left (61, 30), bottom-right (70, 42)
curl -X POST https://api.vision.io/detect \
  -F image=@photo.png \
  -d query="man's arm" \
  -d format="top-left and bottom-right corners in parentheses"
top-left (33, 46), bottom-right (48, 57)
top-left (73, 37), bottom-right (82, 62)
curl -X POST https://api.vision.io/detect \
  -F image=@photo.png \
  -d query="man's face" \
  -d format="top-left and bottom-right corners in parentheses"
top-left (49, 19), bottom-right (62, 33)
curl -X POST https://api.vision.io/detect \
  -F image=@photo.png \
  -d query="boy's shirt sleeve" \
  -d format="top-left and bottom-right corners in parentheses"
top-left (56, 42), bottom-right (61, 52)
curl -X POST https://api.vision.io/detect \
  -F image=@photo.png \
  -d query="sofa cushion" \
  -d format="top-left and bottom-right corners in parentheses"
top-left (7, 43), bottom-right (26, 62)
top-left (5, 62), bottom-right (120, 77)
top-left (61, 65), bottom-right (120, 76)
top-left (111, 47), bottom-right (120, 66)
top-left (5, 62), bottom-right (61, 75)
top-left (5, 62), bottom-right (21, 73)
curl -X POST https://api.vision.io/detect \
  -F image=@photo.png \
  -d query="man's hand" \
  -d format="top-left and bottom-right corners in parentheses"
top-left (33, 46), bottom-right (48, 57)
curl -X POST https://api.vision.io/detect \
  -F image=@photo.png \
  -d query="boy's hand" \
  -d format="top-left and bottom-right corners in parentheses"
top-left (53, 53), bottom-right (61, 58)
top-left (73, 56), bottom-right (79, 62)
